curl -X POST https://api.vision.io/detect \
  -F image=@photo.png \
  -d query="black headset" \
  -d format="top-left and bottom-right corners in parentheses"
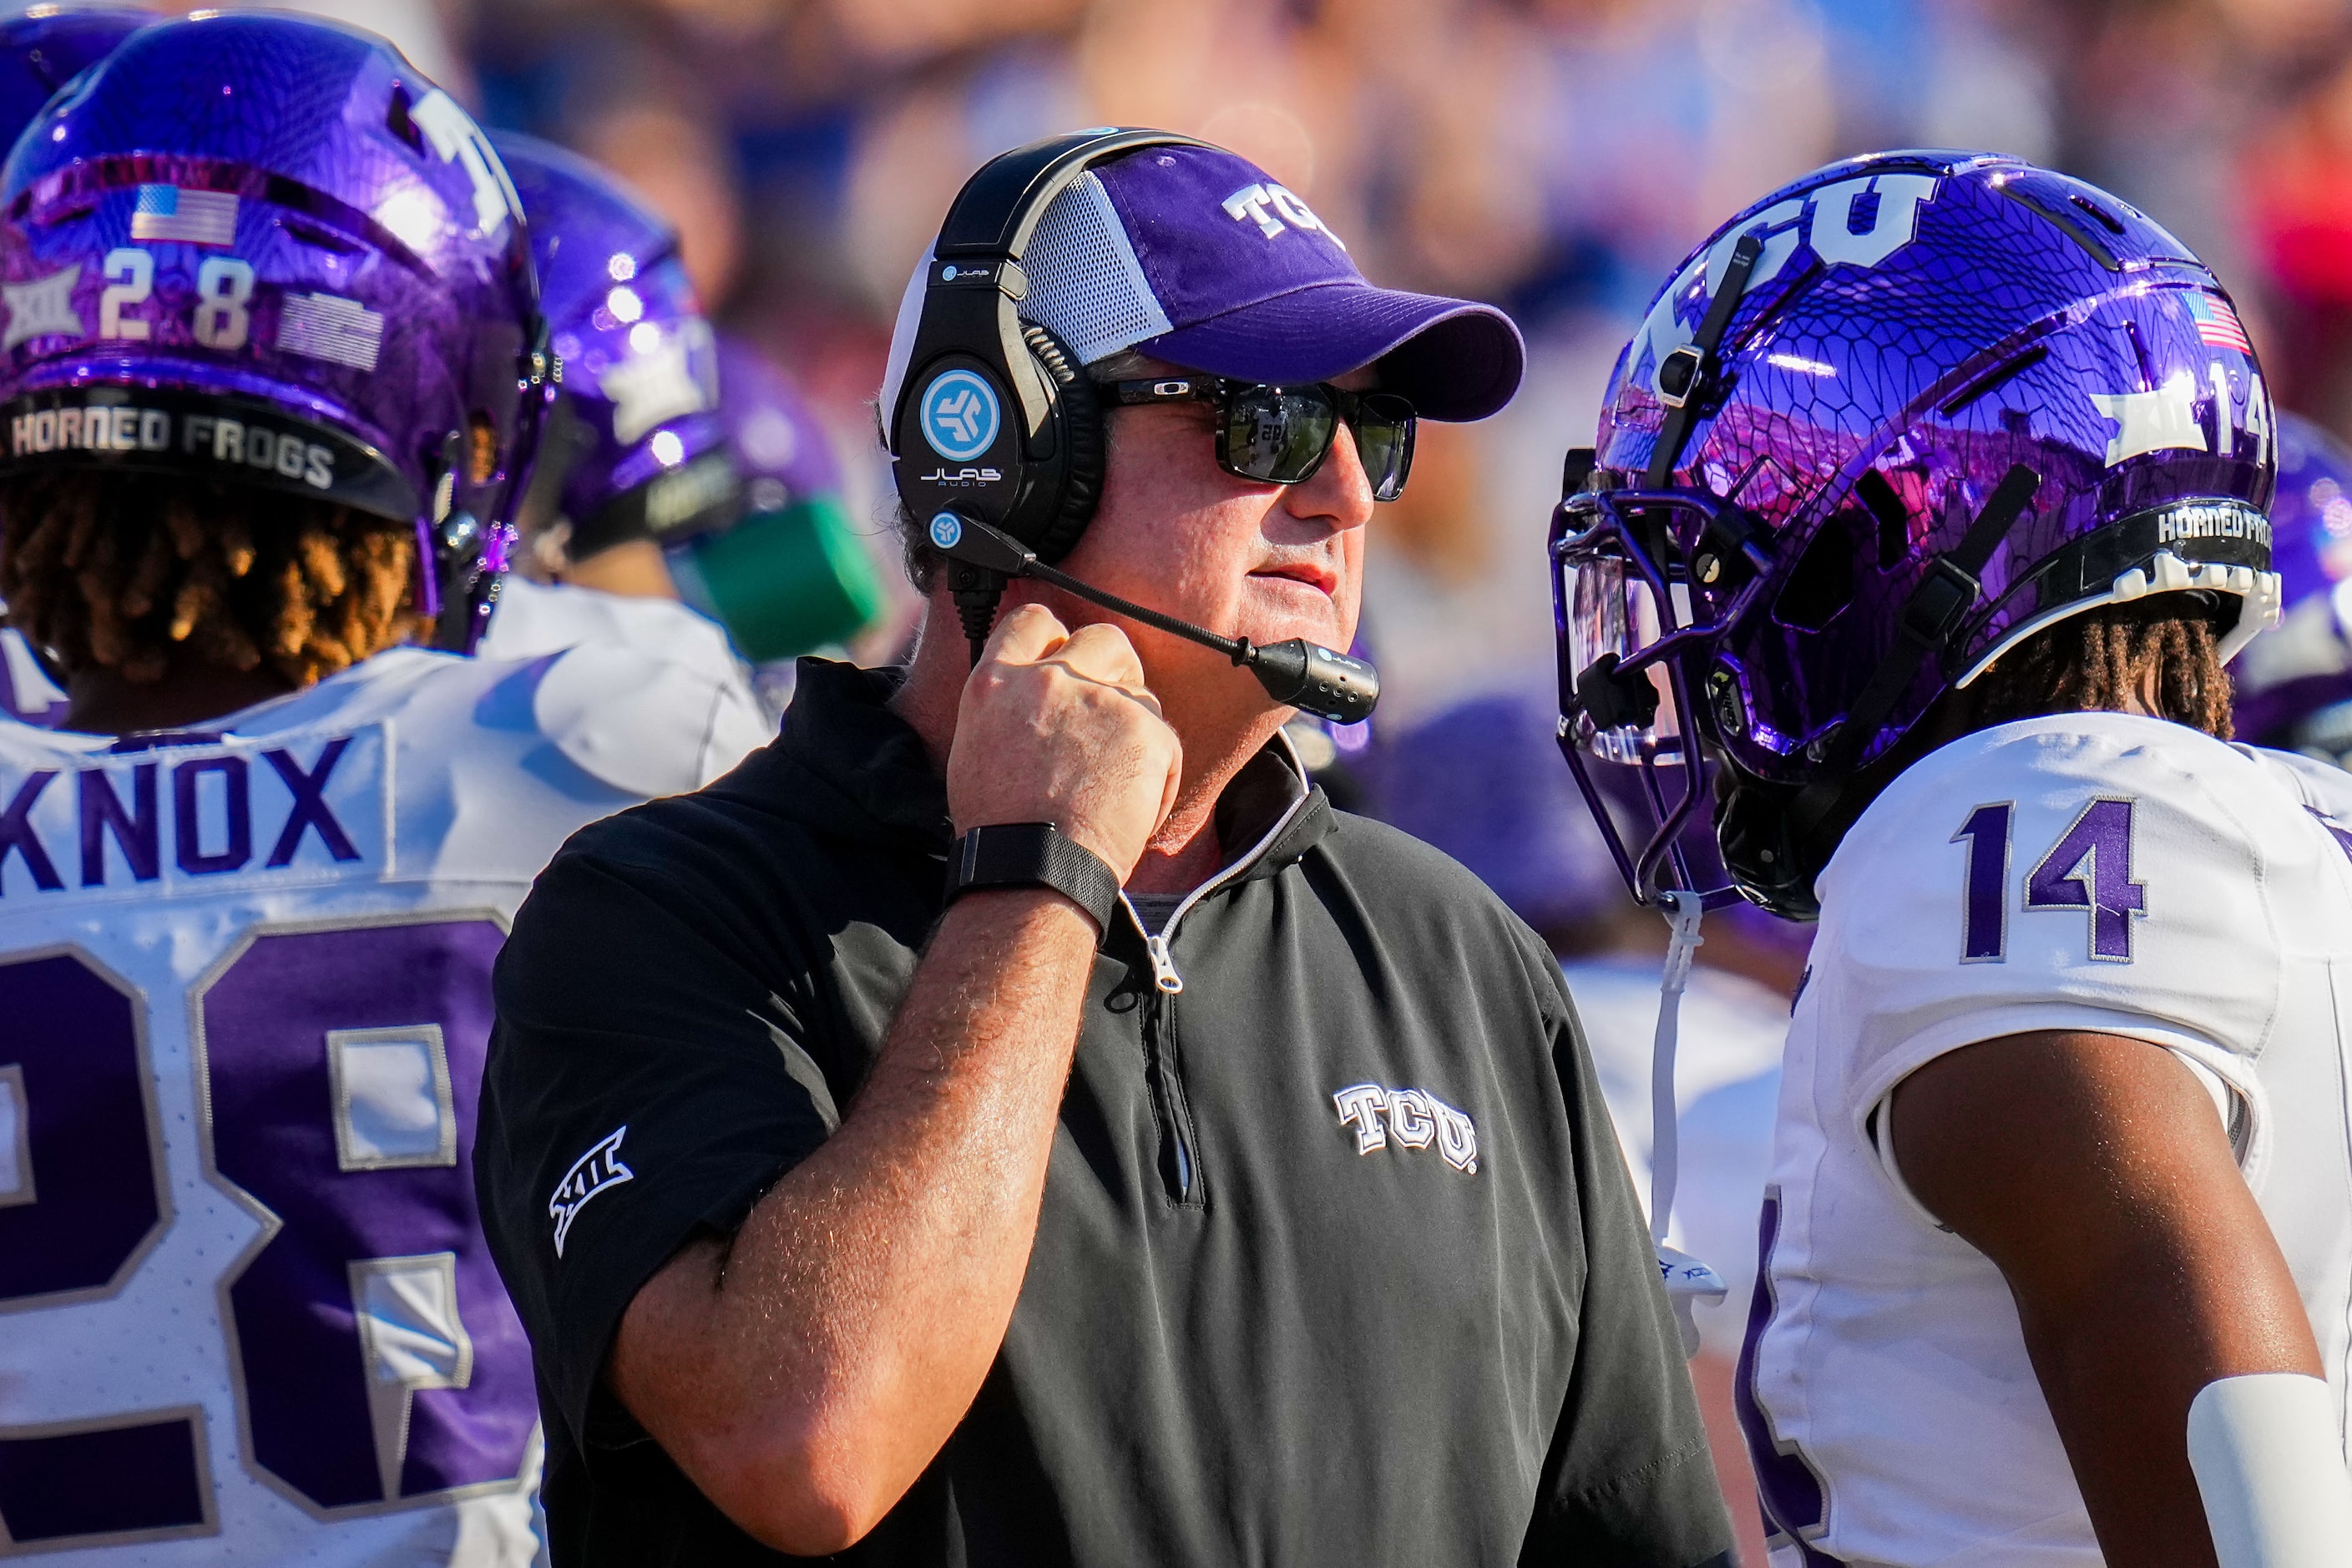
top-left (886, 127), bottom-right (1380, 725)
top-left (887, 131), bottom-right (1208, 639)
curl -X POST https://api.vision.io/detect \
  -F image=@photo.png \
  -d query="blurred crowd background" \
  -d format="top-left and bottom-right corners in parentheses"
top-left (260, 0), bottom-right (2352, 736)
top-left (184, 8), bottom-right (2339, 1549)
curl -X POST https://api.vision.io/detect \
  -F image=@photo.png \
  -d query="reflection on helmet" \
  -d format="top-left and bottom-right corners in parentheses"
top-left (495, 132), bottom-right (732, 569)
top-left (1552, 149), bottom-right (2279, 919)
top-left (0, 13), bottom-right (551, 654)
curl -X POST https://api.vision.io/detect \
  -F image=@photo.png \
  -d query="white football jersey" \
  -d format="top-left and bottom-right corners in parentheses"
top-left (0, 644), bottom-right (764, 1564)
top-left (478, 576), bottom-right (774, 736)
top-left (0, 620), bottom-right (68, 727)
top-left (1745, 712), bottom-right (2352, 1566)
top-left (1560, 955), bottom-right (1786, 1358)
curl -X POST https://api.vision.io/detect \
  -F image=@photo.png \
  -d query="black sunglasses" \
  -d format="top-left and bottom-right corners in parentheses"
top-left (1105, 376), bottom-right (1417, 503)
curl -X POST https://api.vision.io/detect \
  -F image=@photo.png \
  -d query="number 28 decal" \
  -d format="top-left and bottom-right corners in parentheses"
top-left (1952, 798), bottom-right (2145, 964)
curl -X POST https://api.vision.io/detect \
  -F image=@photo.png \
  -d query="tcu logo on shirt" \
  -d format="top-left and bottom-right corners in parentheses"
top-left (1332, 1082), bottom-right (1478, 1174)
top-left (1222, 181), bottom-right (1346, 248)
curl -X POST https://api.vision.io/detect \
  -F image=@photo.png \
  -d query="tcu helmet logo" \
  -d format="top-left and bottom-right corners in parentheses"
top-left (1333, 1082), bottom-right (1478, 1174)
top-left (549, 1125), bottom-right (634, 1258)
top-left (1222, 182), bottom-right (1346, 249)
top-left (918, 368), bottom-right (1000, 462)
top-left (1633, 171), bottom-right (1940, 401)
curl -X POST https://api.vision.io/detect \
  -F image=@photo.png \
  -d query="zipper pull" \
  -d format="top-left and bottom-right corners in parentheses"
top-left (1144, 933), bottom-right (1185, 994)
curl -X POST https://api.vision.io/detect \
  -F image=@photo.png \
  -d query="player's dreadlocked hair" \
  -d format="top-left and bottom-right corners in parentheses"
top-left (0, 472), bottom-right (423, 689)
top-left (1967, 594), bottom-right (2233, 740)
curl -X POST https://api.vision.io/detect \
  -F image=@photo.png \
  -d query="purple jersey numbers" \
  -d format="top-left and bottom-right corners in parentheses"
top-left (2024, 799), bottom-right (2144, 963)
top-left (0, 951), bottom-right (167, 1303)
top-left (0, 950), bottom-right (210, 1550)
top-left (193, 916), bottom-right (534, 1514)
top-left (1736, 1188), bottom-right (1837, 1560)
top-left (0, 917), bottom-right (533, 1551)
top-left (1953, 797), bottom-right (2144, 964)
top-left (1950, 803), bottom-right (2013, 962)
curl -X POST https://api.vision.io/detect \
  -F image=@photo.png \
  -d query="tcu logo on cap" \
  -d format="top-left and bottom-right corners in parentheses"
top-left (1222, 182), bottom-right (1346, 250)
top-left (918, 368), bottom-right (1000, 462)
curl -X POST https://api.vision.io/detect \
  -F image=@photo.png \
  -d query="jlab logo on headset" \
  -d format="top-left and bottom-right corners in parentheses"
top-left (918, 367), bottom-right (1001, 463)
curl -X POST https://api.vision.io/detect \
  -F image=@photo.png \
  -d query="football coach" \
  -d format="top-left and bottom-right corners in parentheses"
top-left (477, 130), bottom-right (1734, 1567)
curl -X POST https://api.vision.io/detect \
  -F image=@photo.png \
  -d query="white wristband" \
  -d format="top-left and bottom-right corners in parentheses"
top-left (2188, 1373), bottom-right (2352, 1567)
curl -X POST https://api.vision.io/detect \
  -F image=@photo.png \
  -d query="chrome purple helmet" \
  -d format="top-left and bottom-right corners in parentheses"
top-left (0, 12), bottom-right (551, 653)
top-left (0, 8), bottom-right (147, 139)
top-left (2233, 411), bottom-right (2352, 756)
top-left (494, 131), bottom-right (732, 564)
top-left (1552, 150), bottom-right (2280, 918)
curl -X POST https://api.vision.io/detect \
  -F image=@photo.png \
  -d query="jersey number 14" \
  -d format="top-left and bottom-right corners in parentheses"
top-left (1952, 798), bottom-right (2144, 964)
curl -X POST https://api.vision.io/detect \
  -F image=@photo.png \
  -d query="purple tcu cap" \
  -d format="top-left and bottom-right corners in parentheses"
top-left (883, 142), bottom-right (1524, 423)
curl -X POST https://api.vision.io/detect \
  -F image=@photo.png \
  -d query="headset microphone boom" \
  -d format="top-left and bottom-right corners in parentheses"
top-left (924, 508), bottom-right (1378, 724)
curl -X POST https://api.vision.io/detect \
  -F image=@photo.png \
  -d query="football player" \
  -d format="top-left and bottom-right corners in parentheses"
top-left (1551, 151), bottom-right (2352, 1565)
top-left (0, 5), bottom-right (149, 726)
top-left (2231, 410), bottom-right (2352, 763)
top-left (671, 334), bottom-right (883, 675)
top-left (473, 135), bottom-right (760, 694)
top-left (0, 14), bottom-right (758, 1560)
top-left (483, 136), bottom-right (883, 718)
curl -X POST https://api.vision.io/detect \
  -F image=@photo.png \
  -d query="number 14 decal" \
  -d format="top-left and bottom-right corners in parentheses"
top-left (1953, 799), bottom-right (2145, 963)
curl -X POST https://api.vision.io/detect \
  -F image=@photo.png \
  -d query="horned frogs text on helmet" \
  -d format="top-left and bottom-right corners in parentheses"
top-left (1549, 150), bottom-right (2279, 917)
top-left (0, 11), bottom-right (551, 653)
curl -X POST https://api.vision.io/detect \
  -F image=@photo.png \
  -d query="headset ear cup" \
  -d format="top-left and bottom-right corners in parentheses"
top-left (1021, 322), bottom-right (1104, 564)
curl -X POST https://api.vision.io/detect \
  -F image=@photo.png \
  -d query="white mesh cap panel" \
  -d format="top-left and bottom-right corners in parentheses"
top-left (877, 168), bottom-right (1173, 450)
top-left (1018, 172), bottom-right (1171, 366)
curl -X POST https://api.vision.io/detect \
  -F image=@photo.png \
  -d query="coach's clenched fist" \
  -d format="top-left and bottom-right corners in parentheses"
top-left (947, 603), bottom-right (1182, 884)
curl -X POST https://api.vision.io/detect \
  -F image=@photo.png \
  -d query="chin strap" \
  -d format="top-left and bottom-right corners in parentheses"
top-left (1784, 463), bottom-right (2043, 853)
top-left (1651, 889), bottom-right (1727, 1359)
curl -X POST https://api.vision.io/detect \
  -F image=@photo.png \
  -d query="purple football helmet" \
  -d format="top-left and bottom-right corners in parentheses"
top-left (494, 132), bottom-right (732, 564)
top-left (662, 333), bottom-right (888, 662)
top-left (0, 13), bottom-right (551, 654)
top-left (1552, 151), bottom-right (2279, 918)
top-left (2233, 411), bottom-right (2352, 756)
top-left (0, 5), bottom-right (148, 727)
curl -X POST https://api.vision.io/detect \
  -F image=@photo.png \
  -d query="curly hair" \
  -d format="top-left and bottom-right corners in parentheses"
top-left (0, 472), bottom-right (423, 688)
top-left (1967, 594), bottom-right (2232, 739)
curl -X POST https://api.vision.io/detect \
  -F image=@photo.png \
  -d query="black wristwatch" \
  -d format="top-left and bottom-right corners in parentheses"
top-left (943, 822), bottom-right (1122, 935)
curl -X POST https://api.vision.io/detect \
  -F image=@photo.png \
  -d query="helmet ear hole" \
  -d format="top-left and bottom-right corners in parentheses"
top-left (1020, 322), bottom-right (1103, 565)
top-left (1773, 516), bottom-right (1859, 633)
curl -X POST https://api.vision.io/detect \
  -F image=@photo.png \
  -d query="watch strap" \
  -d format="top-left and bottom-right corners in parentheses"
top-left (944, 822), bottom-right (1122, 935)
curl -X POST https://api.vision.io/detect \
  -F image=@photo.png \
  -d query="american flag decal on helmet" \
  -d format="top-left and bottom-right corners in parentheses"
top-left (2187, 292), bottom-right (2253, 355)
top-left (129, 185), bottom-right (239, 247)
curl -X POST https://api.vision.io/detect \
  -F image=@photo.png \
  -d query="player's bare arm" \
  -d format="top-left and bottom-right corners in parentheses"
top-left (1893, 1029), bottom-right (2319, 1567)
top-left (609, 604), bottom-right (1180, 1553)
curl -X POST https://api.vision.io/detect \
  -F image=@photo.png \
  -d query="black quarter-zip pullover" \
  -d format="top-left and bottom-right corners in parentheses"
top-left (476, 657), bottom-right (1735, 1567)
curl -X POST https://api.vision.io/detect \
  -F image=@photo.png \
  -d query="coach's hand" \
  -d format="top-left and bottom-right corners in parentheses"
top-left (948, 603), bottom-right (1182, 883)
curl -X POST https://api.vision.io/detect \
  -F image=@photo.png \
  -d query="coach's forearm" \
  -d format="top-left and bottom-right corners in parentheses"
top-left (609, 888), bottom-right (1098, 1553)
